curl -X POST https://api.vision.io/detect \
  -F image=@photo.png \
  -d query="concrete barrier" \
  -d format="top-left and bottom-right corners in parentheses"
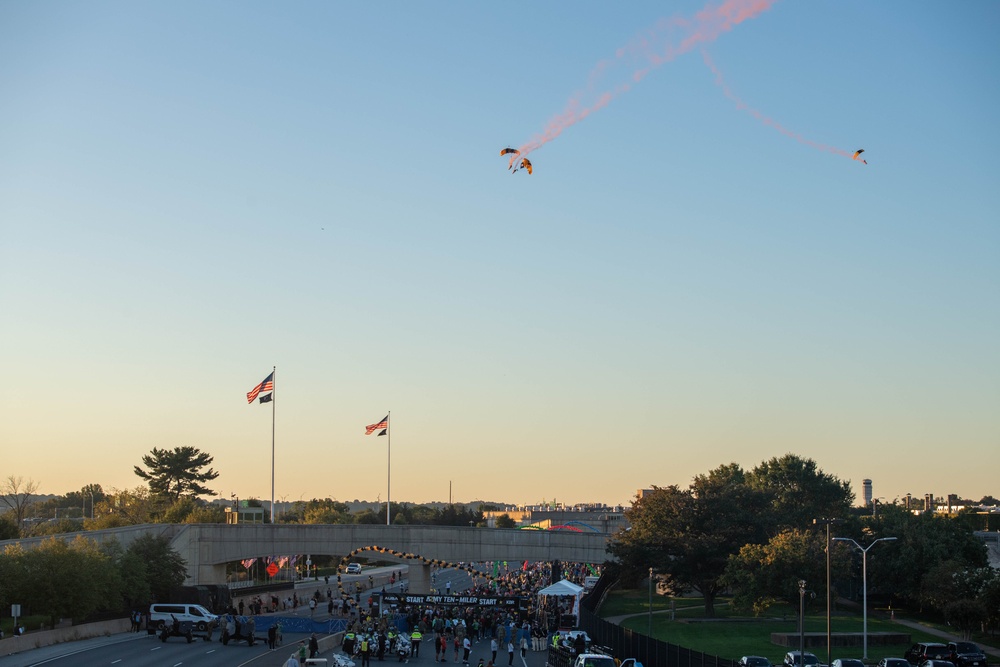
top-left (0, 618), bottom-right (131, 655)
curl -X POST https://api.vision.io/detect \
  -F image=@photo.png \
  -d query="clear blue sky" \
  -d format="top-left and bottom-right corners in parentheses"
top-left (2, 1), bottom-right (997, 509)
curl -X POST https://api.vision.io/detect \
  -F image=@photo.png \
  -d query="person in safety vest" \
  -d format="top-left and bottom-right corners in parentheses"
top-left (360, 636), bottom-right (371, 667)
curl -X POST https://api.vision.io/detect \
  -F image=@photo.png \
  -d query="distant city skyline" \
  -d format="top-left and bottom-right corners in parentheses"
top-left (11, 472), bottom-right (999, 513)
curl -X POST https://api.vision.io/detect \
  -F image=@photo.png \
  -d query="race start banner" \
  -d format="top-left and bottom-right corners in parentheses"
top-left (379, 593), bottom-right (527, 610)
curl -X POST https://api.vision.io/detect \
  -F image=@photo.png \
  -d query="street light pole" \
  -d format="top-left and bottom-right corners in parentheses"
top-left (813, 518), bottom-right (842, 667)
top-left (798, 579), bottom-right (807, 663)
top-left (648, 567), bottom-right (653, 636)
top-left (832, 536), bottom-right (897, 659)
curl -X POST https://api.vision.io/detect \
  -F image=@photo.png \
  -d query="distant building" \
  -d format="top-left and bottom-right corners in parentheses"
top-left (862, 479), bottom-right (873, 507)
top-left (483, 502), bottom-right (627, 534)
top-left (225, 506), bottom-right (265, 524)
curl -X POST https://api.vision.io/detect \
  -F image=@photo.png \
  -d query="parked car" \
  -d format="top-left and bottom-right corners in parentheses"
top-left (740, 657), bottom-right (773, 667)
top-left (878, 658), bottom-right (911, 667)
top-left (947, 643), bottom-right (986, 667)
top-left (345, 562), bottom-right (363, 574)
top-left (784, 651), bottom-right (822, 667)
top-left (919, 660), bottom-right (956, 667)
top-left (906, 644), bottom-right (950, 665)
top-left (832, 659), bottom-right (865, 667)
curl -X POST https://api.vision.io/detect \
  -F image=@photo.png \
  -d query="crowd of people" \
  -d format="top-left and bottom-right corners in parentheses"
top-left (329, 560), bottom-right (599, 667)
top-left (164, 559), bottom-right (600, 666)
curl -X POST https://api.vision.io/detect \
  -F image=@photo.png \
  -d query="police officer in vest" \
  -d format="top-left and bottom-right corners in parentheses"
top-left (411, 628), bottom-right (422, 657)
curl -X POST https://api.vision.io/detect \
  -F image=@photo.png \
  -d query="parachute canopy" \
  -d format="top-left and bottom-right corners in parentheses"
top-left (501, 147), bottom-right (521, 170)
top-left (499, 147), bottom-right (532, 174)
top-left (852, 149), bottom-right (867, 164)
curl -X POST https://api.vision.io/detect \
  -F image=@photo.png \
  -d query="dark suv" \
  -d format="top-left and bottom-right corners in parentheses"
top-left (947, 642), bottom-right (986, 667)
top-left (905, 644), bottom-right (950, 665)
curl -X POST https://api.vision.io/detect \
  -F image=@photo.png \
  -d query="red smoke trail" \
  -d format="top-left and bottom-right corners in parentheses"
top-left (516, 0), bottom-right (779, 157)
top-left (700, 50), bottom-right (857, 160)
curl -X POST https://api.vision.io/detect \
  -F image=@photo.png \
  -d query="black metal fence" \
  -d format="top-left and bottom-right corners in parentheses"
top-left (580, 575), bottom-right (737, 667)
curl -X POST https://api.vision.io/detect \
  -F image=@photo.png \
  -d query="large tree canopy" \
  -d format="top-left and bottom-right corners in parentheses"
top-left (863, 503), bottom-right (988, 608)
top-left (746, 454), bottom-right (854, 533)
top-left (609, 463), bottom-right (773, 617)
top-left (133, 446), bottom-right (219, 501)
top-left (610, 456), bottom-right (854, 617)
top-left (724, 528), bottom-right (852, 615)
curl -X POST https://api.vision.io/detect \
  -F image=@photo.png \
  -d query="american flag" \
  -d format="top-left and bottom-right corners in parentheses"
top-left (365, 415), bottom-right (388, 435)
top-left (242, 558), bottom-right (256, 569)
top-left (247, 372), bottom-right (274, 403)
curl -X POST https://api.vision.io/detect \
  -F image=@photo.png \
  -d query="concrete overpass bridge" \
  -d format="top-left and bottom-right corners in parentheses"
top-left (1, 524), bottom-right (612, 589)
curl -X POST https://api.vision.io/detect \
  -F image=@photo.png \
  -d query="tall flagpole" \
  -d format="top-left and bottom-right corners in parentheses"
top-left (271, 365), bottom-right (276, 524)
top-left (386, 410), bottom-right (391, 526)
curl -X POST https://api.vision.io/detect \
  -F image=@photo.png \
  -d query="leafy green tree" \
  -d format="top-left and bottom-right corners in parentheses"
top-left (87, 486), bottom-right (157, 528)
top-left (495, 514), bottom-right (517, 529)
top-left (125, 533), bottom-right (187, 602)
top-left (185, 503), bottom-right (226, 523)
top-left (21, 536), bottom-right (119, 627)
top-left (133, 446), bottom-right (219, 501)
top-left (64, 483), bottom-right (105, 519)
top-left (437, 504), bottom-right (484, 527)
top-left (101, 539), bottom-right (152, 609)
top-left (724, 528), bottom-right (850, 615)
top-left (302, 499), bottom-right (351, 524)
top-left (285, 498), bottom-right (346, 524)
top-left (0, 544), bottom-right (27, 618)
top-left (353, 508), bottom-right (382, 524)
top-left (978, 569), bottom-right (1000, 637)
top-left (160, 497), bottom-right (225, 524)
top-left (746, 454), bottom-right (854, 533)
top-left (866, 506), bottom-right (988, 608)
top-left (0, 514), bottom-right (22, 539)
top-left (32, 518), bottom-right (84, 536)
top-left (945, 599), bottom-right (987, 640)
top-left (407, 505), bottom-right (440, 524)
top-left (610, 464), bottom-right (770, 617)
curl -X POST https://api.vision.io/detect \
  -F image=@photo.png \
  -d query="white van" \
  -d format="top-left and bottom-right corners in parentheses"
top-left (148, 603), bottom-right (219, 632)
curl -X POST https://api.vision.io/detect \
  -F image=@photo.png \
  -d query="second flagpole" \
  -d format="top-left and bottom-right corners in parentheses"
top-left (386, 410), bottom-right (391, 526)
top-left (270, 365), bottom-right (276, 524)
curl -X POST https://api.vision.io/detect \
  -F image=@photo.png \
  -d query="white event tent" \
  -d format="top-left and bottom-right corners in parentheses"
top-left (537, 579), bottom-right (585, 617)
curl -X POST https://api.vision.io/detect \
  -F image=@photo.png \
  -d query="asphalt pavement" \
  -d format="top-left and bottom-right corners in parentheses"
top-left (0, 566), bottom-right (551, 667)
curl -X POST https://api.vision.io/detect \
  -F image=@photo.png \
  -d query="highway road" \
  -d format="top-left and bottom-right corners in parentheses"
top-left (0, 566), bottom-right (539, 667)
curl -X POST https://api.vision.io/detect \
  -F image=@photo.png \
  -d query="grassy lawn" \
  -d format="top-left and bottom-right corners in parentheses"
top-left (599, 589), bottom-right (702, 616)
top-left (603, 590), bottom-right (948, 664)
